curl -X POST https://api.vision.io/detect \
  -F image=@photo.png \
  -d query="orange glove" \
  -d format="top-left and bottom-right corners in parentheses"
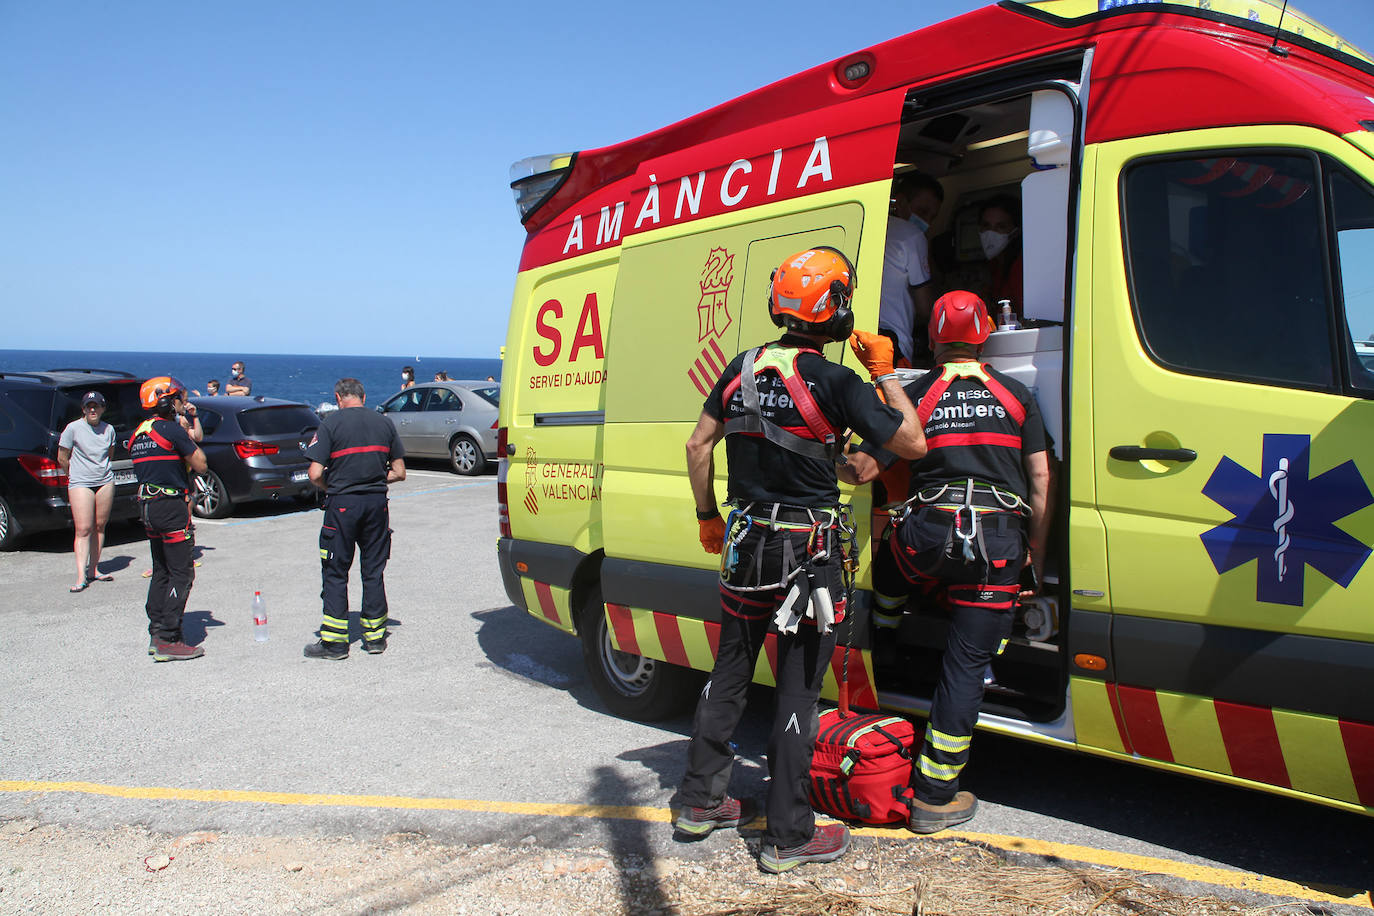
top-left (698, 515), bottom-right (726, 554)
top-left (849, 330), bottom-right (895, 381)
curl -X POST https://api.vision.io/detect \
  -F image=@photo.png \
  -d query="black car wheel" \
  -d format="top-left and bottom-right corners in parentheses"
top-left (578, 586), bottom-right (700, 721)
top-left (0, 493), bottom-right (18, 550)
top-left (192, 470), bottom-right (233, 519)
top-left (450, 434), bottom-right (486, 476)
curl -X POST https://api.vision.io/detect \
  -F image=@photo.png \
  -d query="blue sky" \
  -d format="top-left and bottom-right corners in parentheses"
top-left (2, 1), bottom-right (1371, 358)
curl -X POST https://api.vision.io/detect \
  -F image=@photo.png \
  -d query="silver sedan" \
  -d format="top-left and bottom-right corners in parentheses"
top-left (377, 381), bottom-right (499, 475)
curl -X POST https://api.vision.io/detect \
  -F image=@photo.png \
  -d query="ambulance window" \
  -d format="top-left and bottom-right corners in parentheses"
top-left (1329, 168), bottom-right (1374, 391)
top-left (1123, 154), bottom-right (1335, 390)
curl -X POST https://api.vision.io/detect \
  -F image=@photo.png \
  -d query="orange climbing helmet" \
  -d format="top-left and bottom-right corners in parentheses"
top-left (768, 247), bottom-right (856, 341)
top-left (139, 376), bottom-right (187, 411)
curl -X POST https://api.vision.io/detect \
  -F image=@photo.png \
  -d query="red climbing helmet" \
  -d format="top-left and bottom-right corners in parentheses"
top-left (928, 290), bottom-right (991, 348)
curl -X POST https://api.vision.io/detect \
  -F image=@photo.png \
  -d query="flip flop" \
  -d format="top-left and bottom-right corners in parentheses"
top-left (88, 573), bottom-right (114, 583)
top-left (69, 582), bottom-right (89, 593)
top-left (141, 569), bottom-right (152, 578)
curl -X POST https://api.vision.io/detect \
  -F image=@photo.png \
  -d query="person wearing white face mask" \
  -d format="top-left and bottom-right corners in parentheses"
top-left (978, 195), bottom-right (1023, 322)
top-left (400, 366), bottom-right (415, 389)
top-left (226, 360), bottom-right (252, 396)
top-left (880, 172), bottom-right (944, 368)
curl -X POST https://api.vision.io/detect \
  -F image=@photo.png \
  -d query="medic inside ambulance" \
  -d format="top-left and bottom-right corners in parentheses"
top-left (864, 84), bottom-right (1069, 721)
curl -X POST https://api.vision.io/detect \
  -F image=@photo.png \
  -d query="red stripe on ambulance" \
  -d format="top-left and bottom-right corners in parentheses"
top-left (654, 613), bottom-right (691, 668)
top-left (534, 581), bottom-right (559, 626)
top-left (605, 603), bottom-right (639, 656)
top-left (1214, 700), bottom-right (1291, 788)
top-left (1339, 719), bottom-right (1374, 806)
top-left (1116, 685), bottom-right (1174, 762)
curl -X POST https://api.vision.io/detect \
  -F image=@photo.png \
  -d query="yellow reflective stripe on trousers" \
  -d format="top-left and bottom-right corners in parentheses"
top-left (873, 591), bottom-right (905, 629)
top-left (918, 754), bottom-right (965, 782)
top-left (926, 727), bottom-right (971, 754)
top-left (360, 617), bottom-right (386, 629)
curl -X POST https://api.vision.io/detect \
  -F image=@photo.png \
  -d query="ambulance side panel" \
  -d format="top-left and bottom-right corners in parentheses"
top-left (500, 253), bottom-right (617, 634)
top-left (1086, 125), bottom-right (1374, 814)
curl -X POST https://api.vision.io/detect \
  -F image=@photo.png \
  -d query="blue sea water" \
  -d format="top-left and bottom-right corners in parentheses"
top-left (0, 350), bottom-right (503, 412)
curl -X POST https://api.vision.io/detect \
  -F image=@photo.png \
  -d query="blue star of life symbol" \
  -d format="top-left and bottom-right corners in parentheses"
top-left (1200, 433), bottom-right (1373, 606)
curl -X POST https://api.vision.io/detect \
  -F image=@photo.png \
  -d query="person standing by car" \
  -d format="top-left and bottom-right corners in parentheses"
top-left (226, 361), bottom-right (252, 396)
top-left (58, 391), bottom-right (117, 592)
top-left (675, 247), bottom-right (926, 874)
top-left (401, 366), bottom-right (416, 389)
top-left (302, 378), bottom-right (405, 659)
top-left (131, 377), bottom-right (208, 662)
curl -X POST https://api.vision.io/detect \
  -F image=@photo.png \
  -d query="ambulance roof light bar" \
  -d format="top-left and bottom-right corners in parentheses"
top-left (509, 152), bottom-right (576, 223)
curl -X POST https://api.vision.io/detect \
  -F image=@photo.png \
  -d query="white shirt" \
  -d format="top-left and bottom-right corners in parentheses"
top-left (879, 215), bottom-right (933, 363)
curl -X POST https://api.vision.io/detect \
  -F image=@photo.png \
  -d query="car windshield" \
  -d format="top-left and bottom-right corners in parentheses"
top-left (469, 386), bottom-right (499, 406)
top-left (236, 405), bottom-right (319, 437)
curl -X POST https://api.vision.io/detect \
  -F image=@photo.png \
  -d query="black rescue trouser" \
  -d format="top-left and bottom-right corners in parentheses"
top-left (318, 492), bottom-right (391, 644)
top-left (872, 504), bottom-right (1024, 805)
top-left (679, 520), bottom-right (842, 849)
top-left (141, 496), bottom-right (195, 642)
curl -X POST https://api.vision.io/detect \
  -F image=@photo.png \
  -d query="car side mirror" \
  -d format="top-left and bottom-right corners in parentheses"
top-left (375, 406), bottom-right (384, 413)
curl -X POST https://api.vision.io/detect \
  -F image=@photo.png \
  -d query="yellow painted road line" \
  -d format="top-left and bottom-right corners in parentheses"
top-left (0, 780), bottom-right (666, 824)
top-left (1, 779), bottom-right (1369, 910)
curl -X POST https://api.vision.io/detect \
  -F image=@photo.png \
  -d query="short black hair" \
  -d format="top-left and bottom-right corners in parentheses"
top-left (402, 366), bottom-right (414, 375)
top-left (335, 378), bottom-right (365, 400)
top-left (979, 193), bottom-right (1021, 226)
top-left (894, 172), bottom-right (944, 202)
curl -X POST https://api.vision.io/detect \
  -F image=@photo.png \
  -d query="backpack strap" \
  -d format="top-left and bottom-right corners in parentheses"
top-left (919, 361), bottom-right (1027, 451)
top-left (722, 344), bottom-right (840, 462)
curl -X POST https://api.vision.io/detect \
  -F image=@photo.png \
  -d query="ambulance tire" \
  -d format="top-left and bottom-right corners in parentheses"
top-left (579, 587), bottom-right (700, 722)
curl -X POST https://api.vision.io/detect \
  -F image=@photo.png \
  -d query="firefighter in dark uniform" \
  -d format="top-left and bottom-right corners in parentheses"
top-left (131, 377), bottom-right (208, 662)
top-left (302, 377), bottom-right (406, 659)
top-left (852, 290), bottom-right (1051, 834)
top-left (674, 247), bottom-right (927, 874)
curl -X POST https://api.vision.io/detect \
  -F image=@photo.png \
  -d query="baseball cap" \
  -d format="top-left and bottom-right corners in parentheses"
top-left (81, 391), bottom-right (106, 407)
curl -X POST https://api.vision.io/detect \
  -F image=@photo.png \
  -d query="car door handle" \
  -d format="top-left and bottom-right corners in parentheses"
top-left (1109, 445), bottom-right (1197, 462)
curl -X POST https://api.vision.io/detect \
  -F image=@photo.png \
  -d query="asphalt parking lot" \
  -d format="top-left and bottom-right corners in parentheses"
top-left (0, 465), bottom-right (1371, 913)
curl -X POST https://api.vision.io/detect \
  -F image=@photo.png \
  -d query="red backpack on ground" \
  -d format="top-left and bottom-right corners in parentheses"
top-left (808, 674), bottom-right (918, 825)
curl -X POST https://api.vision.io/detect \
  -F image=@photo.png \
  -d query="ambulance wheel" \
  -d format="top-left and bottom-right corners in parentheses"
top-left (579, 588), bottom-right (699, 722)
top-left (191, 471), bottom-right (232, 519)
top-left (450, 434), bottom-right (486, 476)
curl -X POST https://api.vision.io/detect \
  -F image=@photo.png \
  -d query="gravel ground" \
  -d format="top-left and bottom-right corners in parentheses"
top-left (0, 816), bottom-right (1341, 915)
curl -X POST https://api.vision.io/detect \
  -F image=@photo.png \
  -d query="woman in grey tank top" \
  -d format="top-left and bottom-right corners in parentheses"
top-left (58, 391), bottom-right (117, 592)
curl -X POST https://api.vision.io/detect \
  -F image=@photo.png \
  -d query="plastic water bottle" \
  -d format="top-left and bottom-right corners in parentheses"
top-left (997, 299), bottom-right (1020, 331)
top-left (252, 591), bottom-right (269, 642)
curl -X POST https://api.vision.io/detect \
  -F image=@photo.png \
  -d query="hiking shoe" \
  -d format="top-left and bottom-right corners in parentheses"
top-left (673, 797), bottom-right (758, 838)
top-left (907, 791), bottom-right (978, 834)
top-left (303, 640), bottom-right (349, 660)
top-left (759, 822), bottom-right (850, 874)
top-left (362, 636), bottom-right (387, 655)
top-left (152, 640), bottom-right (204, 662)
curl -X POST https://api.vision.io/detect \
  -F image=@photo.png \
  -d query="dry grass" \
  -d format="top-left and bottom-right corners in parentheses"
top-left (675, 839), bottom-right (1323, 916)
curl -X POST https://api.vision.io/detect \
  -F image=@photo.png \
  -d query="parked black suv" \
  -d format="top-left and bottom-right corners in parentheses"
top-left (0, 369), bottom-right (145, 549)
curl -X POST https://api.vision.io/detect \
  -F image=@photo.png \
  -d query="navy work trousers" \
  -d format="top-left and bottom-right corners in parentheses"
top-left (318, 492), bottom-right (391, 644)
top-left (141, 496), bottom-right (195, 642)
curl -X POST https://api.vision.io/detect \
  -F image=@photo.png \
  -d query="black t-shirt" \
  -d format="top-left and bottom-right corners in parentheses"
top-left (130, 417), bottom-right (198, 491)
top-left (704, 335), bottom-right (903, 506)
top-left (229, 375), bottom-right (253, 394)
top-left (888, 361), bottom-right (1047, 499)
top-left (303, 406), bottom-right (404, 496)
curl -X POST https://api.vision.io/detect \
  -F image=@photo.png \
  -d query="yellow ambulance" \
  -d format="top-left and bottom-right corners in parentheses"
top-left (496, 0), bottom-right (1374, 816)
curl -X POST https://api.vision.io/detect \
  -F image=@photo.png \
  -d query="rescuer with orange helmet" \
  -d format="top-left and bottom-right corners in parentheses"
top-left (849, 290), bottom-right (1051, 834)
top-left (676, 247), bottom-right (927, 873)
top-left (131, 376), bottom-right (208, 661)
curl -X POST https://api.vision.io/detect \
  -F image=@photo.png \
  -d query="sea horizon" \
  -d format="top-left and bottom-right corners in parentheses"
top-left (0, 348), bottom-right (503, 412)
